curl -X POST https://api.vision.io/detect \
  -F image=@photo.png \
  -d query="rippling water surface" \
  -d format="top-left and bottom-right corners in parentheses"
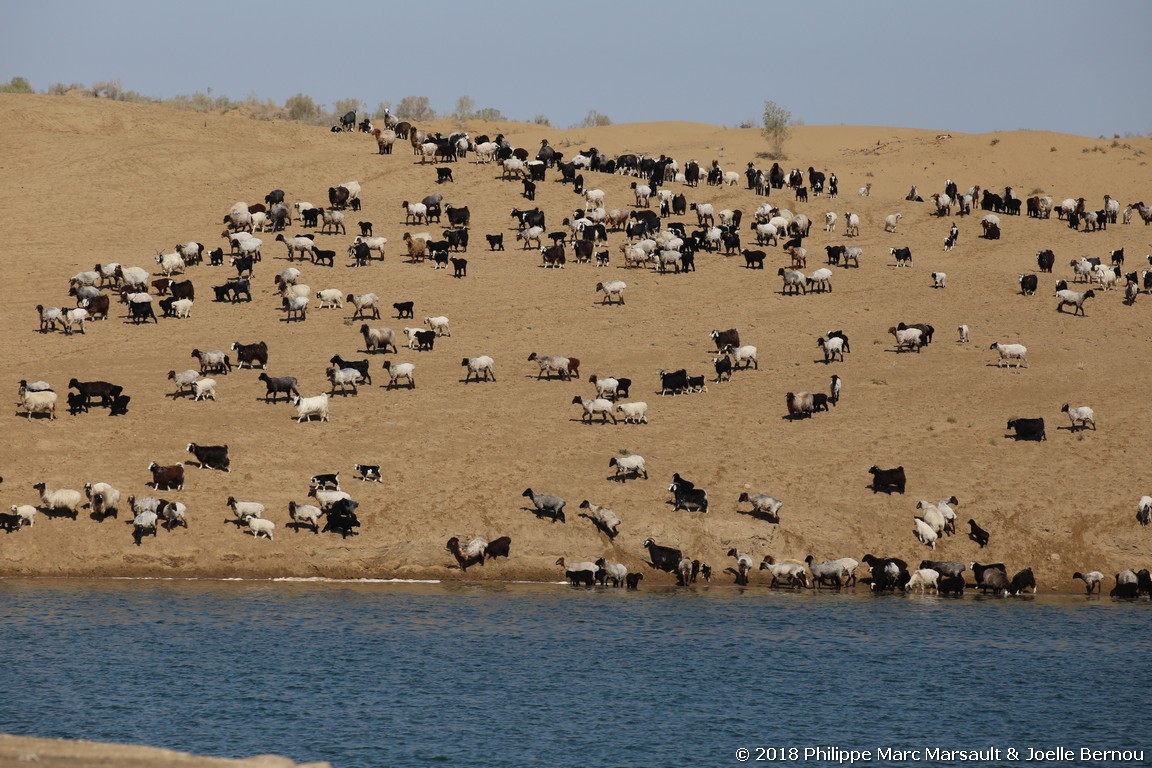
top-left (1, 580), bottom-right (1148, 767)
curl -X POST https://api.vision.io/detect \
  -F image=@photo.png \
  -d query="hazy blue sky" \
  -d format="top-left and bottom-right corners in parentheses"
top-left (3, 1), bottom-right (1149, 137)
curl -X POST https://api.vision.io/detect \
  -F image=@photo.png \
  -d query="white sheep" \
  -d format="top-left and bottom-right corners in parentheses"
top-left (403, 327), bottom-right (422, 349)
top-left (691, 202), bottom-right (715, 226)
top-left (818, 335), bottom-right (845, 363)
top-left (351, 235), bottom-right (387, 260)
top-left (424, 316), bottom-right (451, 336)
top-left (589, 375), bottom-right (620, 400)
top-left (361, 325), bottom-right (397, 354)
top-left (70, 269), bottom-right (101, 290)
top-left (278, 281), bottom-right (311, 300)
top-left (37, 305), bottom-right (64, 333)
top-left (1061, 404), bottom-right (1096, 431)
top-left (631, 183), bottom-right (652, 207)
top-left (884, 213), bottom-right (902, 232)
top-left (83, 482), bottom-right (122, 519)
top-left (501, 158), bottom-right (526, 179)
top-left (288, 502), bottom-right (323, 533)
top-left (516, 226), bottom-right (544, 249)
top-left (598, 559), bottom-right (629, 587)
top-left (958, 324), bottom-right (970, 343)
top-left (572, 396), bottom-right (617, 424)
top-left (824, 212), bottom-right (837, 232)
top-left (754, 222), bottom-right (778, 246)
top-left (155, 250), bottom-right (186, 276)
top-left (905, 568), bottom-right (940, 592)
top-left (308, 488), bottom-right (352, 510)
top-left (936, 496), bottom-right (959, 534)
top-left (596, 280), bottom-right (627, 305)
top-left (1072, 570), bottom-right (1104, 594)
top-left (130, 495), bottom-right (161, 516)
top-left (320, 208), bottom-right (346, 235)
top-left (10, 504), bottom-right (38, 528)
top-left (227, 497), bottom-right (265, 523)
top-left (1138, 496), bottom-right (1152, 527)
top-left (461, 355), bottom-right (496, 383)
top-left (584, 188), bottom-right (606, 207)
top-left (609, 454), bottom-right (647, 481)
top-left (738, 492), bottom-right (783, 519)
top-left (248, 517), bottom-right (275, 540)
top-left (1071, 257), bottom-right (1095, 283)
top-left (20, 389), bottom-right (57, 419)
top-left (192, 378), bottom-right (217, 401)
top-left (293, 393), bottom-right (330, 422)
top-left (578, 500), bottom-right (621, 537)
top-left (731, 345), bottom-right (759, 369)
top-left (807, 268), bottom-right (832, 292)
top-left (1056, 288), bottom-right (1095, 316)
top-left (778, 268), bottom-right (807, 295)
top-left (276, 235), bottom-right (315, 261)
top-left (316, 289), bottom-right (344, 309)
top-left (914, 517), bottom-right (938, 549)
top-left (844, 212), bottom-right (860, 237)
top-left (60, 307), bottom-right (90, 335)
top-left (172, 299), bottom-right (193, 319)
top-left (916, 501), bottom-right (946, 536)
top-left (348, 293), bottom-right (381, 320)
top-left (116, 266), bottom-right (150, 290)
top-left (858, 183), bottom-right (872, 197)
top-left (932, 272), bottom-right (947, 288)
top-left (132, 511), bottom-right (159, 542)
top-left (339, 181), bottom-right (361, 202)
top-left (889, 325), bottom-right (923, 353)
top-left (556, 557), bottom-right (599, 579)
top-left (157, 500), bottom-right (188, 530)
top-left (1092, 264), bottom-right (1119, 291)
top-left (989, 342), bottom-right (1028, 368)
top-left (236, 237), bottom-right (263, 260)
top-left (382, 361), bottom-right (416, 389)
top-left (758, 556), bottom-right (808, 588)
top-left (283, 294), bottom-right (309, 321)
top-left (327, 367), bottom-right (364, 395)
top-left (32, 483), bottom-right (84, 517)
top-left (615, 401), bottom-right (648, 424)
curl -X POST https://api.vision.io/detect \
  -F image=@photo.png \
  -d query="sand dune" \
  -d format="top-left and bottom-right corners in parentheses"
top-left (2, 94), bottom-right (1151, 591)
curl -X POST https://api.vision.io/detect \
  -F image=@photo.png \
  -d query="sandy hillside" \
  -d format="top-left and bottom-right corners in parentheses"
top-left (0, 734), bottom-right (329, 768)
top-left (2, 93), bottom-right (1151, 591)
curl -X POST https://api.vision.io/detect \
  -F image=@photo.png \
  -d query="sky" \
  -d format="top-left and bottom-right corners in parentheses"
top-left (3, 1), bottom-right (1150, 138)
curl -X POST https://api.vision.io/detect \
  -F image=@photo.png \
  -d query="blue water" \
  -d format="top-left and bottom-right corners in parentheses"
top-left (1, 580), bottom-right (1148, 767)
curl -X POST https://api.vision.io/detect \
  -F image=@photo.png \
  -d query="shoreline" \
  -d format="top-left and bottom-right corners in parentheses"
top-left (0, 573), bottom-right (1122, 598)
top-left (0, 734), bottom-right (330, 768)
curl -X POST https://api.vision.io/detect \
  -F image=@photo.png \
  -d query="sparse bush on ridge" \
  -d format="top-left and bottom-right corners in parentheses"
top-left (577, 110), bottom-right (612, 128)
top-left (285, 93), bottom-right (319, 121)
top-left (332, 97), bottom-right (364, 119)
top-left (761, 99), bottom-right (791, 159)
top-left (0, 76), bottom-right (33, 94)
top-left (395, 95), bottom-right (436, 122)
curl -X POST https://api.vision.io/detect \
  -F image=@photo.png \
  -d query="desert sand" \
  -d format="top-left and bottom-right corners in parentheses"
top-left (2, 93), bottom-right (1151, 591)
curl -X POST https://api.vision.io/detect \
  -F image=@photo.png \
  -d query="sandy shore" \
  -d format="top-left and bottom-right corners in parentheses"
top-left (2, 94), bottom-right (1150, 592)
top-left (0, 735), bottom-right (330, 768)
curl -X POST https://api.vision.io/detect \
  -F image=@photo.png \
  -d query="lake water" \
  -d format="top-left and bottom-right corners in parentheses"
top-left (0, 579), bottom-right (1148, 768)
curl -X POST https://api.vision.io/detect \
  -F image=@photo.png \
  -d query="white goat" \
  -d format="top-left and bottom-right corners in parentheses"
top-left (293, 393), bottom-right (330, 422)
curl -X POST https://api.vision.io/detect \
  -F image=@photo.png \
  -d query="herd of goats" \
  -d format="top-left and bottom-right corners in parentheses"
top-left (9, 108), bottom-right (1152, 596)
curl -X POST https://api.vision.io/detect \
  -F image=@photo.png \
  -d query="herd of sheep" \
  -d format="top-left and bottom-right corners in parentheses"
top-left (8, 106), bottom-right (1152, 595)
